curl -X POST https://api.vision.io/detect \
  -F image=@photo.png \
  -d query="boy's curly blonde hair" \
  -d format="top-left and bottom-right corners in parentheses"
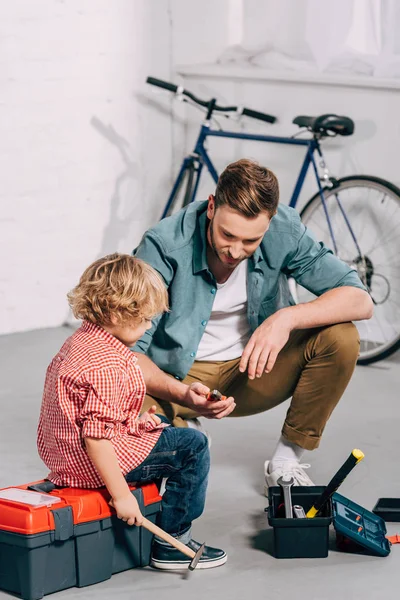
top-left (68, 253), bottom-right (168, 326)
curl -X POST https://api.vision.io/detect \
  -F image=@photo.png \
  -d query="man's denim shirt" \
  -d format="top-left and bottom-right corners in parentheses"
top-left (133, 201), bottom-right (365, 380)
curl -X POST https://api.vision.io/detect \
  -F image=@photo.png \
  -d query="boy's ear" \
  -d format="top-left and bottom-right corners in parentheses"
top-left (108, 314), bottom-right (119, 327)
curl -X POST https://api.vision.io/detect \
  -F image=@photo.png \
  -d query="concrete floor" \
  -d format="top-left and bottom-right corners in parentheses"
top-left (0, 326), bottom-right (399, 600)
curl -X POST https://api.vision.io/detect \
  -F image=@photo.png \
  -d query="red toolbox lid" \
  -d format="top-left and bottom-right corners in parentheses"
top-left (0, 480), bottom-right (161, 535)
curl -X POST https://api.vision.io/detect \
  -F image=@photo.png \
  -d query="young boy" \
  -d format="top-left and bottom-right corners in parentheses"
top-left (37, 253), bottom-right (227, 570)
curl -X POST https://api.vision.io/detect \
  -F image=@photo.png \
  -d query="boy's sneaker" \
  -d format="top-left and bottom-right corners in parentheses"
top-left (264, 460), bottom-right (314, 496)
top-left (151, 539), bottom-right (227, 570)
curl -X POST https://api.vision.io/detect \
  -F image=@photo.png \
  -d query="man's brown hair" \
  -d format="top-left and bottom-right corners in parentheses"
top-left (214, 159), bottom-right (279, 217)
top-left (68, 253), bottom-right (168, 326)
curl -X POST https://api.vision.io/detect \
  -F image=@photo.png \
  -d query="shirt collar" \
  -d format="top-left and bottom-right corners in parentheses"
top-left (193, 205), bottom-right (210, 274)
top-left (251, 245), bottom-right (264, 266)
top-left (81, 320), bottom-right (137, 363)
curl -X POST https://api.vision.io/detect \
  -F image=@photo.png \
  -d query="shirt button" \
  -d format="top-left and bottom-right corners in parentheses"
top-left (210, 288), bottom-right (216, 294)
top-left (251, 310), bottom-right (255, 315)
top-left (201, 320), bottom-right (207, 326)
top-left (190, 352), bottom-right (195, 357)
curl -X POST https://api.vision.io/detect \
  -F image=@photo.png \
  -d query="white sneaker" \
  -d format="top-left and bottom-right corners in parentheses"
top-left (264, 460), bottom-right (314, 497)
top-left (186, 418), bottom-right (212, 448)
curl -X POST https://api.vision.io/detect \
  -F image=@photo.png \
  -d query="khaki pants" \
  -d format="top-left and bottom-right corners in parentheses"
top-left (142, 322), bottom-right (360, 451)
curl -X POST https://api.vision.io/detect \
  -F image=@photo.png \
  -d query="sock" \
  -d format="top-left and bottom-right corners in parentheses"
top-left (269, 436), bottom-right (305, 472)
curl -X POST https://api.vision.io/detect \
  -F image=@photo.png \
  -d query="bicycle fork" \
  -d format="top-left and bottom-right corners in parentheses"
top-left (312, 146), bottom-right (363, 262)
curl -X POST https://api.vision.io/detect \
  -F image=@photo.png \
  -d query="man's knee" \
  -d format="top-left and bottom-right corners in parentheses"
top-left (317, 322), bottom-right (360, 364)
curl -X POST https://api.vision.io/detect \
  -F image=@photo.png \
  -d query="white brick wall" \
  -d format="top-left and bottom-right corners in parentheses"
top-left (0, 0), bottom-right (242, 335)
top-left (0, 0), bottom-right (175, 334)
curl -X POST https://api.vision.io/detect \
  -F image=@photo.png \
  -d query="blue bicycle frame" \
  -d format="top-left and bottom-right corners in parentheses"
top-left (162, 122), bottom-right (357, 255)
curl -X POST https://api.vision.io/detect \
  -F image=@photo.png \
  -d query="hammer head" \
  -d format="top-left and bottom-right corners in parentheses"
top-left (188, 542), bottom-right (205, 571)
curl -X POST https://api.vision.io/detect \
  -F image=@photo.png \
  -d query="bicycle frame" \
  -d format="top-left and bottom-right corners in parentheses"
top-left (163, 122), bottom-right (356, 254)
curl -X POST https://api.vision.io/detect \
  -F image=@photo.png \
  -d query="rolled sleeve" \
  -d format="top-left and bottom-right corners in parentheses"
top-left (286, 221), bottom-right (367, 295)
top-left (81, 418), bottom-right (116, 440)
top-left (79, 369), bottom-right (124, 440)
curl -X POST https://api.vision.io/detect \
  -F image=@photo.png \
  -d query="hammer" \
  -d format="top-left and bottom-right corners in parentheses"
top-left (141, 517), bottom-right (205, 571)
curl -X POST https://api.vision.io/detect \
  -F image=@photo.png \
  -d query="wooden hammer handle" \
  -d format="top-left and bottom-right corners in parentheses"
top-left (141, 517), bottom-right (195, 559)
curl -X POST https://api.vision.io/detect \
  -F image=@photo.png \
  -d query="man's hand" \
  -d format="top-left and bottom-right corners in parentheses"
top-left (183, 381), bottom-right (236, 419)
top-left (109, 493), bottom-right (143, 526)
top-left (138, 405), bottom-right (161, 427)
top-left (240, 309), bottom-right (293, 379)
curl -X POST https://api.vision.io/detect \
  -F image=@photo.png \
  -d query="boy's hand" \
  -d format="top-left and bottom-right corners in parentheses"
top-left (183, 382), bottom-right (236, 419)
top-left (109, 493), bottom-right (143, 526)
top-left (138, 405), bottom-right (162, 427)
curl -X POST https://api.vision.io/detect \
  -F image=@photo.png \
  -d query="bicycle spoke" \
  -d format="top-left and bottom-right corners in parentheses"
top-left (364, 197), bottom-right (400, 254)
top-left (300, 177), bottom-right (400, 363)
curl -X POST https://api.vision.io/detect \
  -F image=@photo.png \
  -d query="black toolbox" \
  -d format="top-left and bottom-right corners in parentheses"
top-left (0, 479), bottom-right (161, 600)
top-left (372, 498), bottom-right (400, 522)
top-left (267, 486), bottom-right (332, 558)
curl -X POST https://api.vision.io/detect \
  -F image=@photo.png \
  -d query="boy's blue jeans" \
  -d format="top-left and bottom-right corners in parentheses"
top-left (125, 421), bottom-right (210, 542)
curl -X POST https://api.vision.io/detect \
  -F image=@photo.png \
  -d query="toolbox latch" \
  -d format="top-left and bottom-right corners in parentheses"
top-left (51, 506), bottom-right (74, 541)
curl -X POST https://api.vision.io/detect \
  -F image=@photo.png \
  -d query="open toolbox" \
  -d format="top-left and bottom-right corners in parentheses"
top-left (268, 486), bottom-right (393, 559)
top-left (332, 493), bottom-right (390, 557)
top-left (0, 479), bottom-right (162, 600)
top-left (372, 498), bottom-right (400, 522)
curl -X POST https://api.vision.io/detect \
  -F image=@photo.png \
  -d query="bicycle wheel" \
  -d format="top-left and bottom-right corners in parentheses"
top-left (163, 162), bottom-right (196, 218)
top-left (297, 175), bottom-right (400, 364)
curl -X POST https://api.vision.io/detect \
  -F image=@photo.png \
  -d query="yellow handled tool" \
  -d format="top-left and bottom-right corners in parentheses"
top-left (307, 449), bottom-right (364, 518)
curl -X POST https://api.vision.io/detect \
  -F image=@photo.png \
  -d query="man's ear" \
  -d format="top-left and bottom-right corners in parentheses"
top-left (207, 194), bottom-right (215, 220)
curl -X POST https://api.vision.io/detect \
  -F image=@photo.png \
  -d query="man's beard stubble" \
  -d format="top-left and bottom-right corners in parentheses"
top-left (209, 218), bottom-right (247, 265)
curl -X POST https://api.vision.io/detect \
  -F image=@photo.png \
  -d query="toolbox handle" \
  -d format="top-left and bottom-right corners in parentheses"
top-left (27, 480), bottom-right (61, 494)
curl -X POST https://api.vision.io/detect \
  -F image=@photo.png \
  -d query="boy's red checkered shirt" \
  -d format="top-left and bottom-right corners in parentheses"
top-left (37, 320), bottom-right (167, 488)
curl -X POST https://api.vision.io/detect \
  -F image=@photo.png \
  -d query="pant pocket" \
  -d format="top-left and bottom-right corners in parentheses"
top-left (140, 463), bottom-right (179, 481)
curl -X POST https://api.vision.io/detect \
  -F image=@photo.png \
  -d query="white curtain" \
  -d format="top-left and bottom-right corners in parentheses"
top-left (219, 0), bottom-right (400, 79)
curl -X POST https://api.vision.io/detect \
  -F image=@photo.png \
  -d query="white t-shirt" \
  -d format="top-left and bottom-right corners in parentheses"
top-left (196, 259), bottom-right (251, 361)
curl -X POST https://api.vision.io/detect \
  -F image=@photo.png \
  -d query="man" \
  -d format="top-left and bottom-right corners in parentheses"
top-left (133, 159), bottom-right (373, 491)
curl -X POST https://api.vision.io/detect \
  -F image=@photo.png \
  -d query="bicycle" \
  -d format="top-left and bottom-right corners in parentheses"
top-left (146, 76), bottom-right (400, 365)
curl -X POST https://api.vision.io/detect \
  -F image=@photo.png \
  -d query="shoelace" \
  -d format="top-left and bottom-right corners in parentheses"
top-left (279, 463), bottom-right (313, 486)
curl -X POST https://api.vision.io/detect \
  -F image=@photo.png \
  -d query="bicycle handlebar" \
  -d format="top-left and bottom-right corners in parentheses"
top-left (241, 107), bottom-right (276, 124)
top-left (147, 76), bottom-right (178, 94)
top-left (146, 76), bottom-right (276, 124)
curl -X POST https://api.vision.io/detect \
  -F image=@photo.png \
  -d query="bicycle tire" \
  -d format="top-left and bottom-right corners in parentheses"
top-left (298, 175), bottom-right (400, 365)
top-left (164, 162), bottom-right (196, 218)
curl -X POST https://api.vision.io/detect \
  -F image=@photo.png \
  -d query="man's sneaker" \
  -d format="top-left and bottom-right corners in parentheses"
top-left (186, 418), bottom-right (212, 448)
top-left (264, 460), bottom-right (314, 496)
top-left (151, 539), bottom-right (227, 570)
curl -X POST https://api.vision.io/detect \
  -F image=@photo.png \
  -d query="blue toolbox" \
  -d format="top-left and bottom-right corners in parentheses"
top-left (0, 479), bottom-right (162, 600)
top-left (267, 486), bottom-right (392, 559)
top-left (332, 492), bottom-right (391, 557)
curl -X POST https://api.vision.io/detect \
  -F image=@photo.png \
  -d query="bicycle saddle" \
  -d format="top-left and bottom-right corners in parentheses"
top-left (293, 114), bottom-right (354, 136)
